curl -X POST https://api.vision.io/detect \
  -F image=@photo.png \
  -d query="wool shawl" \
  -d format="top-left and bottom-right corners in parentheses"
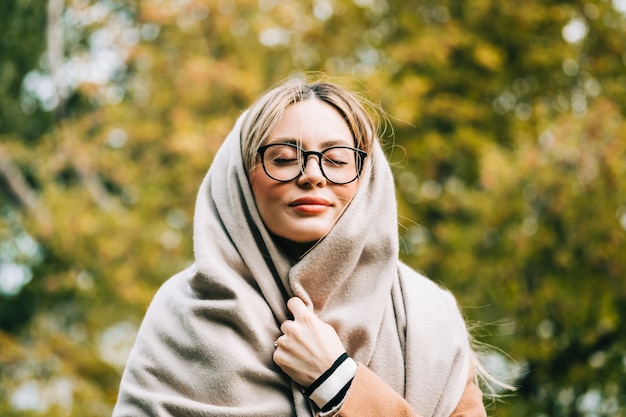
top-left (113, 113), bottom-right (471, 417)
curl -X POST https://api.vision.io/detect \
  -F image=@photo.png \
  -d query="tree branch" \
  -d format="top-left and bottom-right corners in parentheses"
top-left (0, 147), bottom-right (53, 235)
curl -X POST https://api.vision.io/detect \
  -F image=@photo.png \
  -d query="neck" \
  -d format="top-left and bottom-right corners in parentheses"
top-left (271, 234), bottom-right (317, 261)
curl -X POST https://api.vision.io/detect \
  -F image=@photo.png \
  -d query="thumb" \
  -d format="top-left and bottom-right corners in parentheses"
top-left (286, 297), bottom-right (314, 319)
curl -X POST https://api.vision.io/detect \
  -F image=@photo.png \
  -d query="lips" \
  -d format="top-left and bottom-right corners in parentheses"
top-left (289, 197), bottom-right (331, 214)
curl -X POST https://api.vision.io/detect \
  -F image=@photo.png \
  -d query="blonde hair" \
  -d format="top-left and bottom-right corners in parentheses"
top-left (241, 77), bottom-right (378, 173)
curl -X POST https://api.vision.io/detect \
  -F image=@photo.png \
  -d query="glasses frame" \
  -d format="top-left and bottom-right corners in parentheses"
top-left (257, 143), bottom-right (368, 185)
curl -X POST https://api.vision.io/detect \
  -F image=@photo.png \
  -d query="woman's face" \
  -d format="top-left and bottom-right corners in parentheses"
top-left (249, 99), bottom-right (360, 243)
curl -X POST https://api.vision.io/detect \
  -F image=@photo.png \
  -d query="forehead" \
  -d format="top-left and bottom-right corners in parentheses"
top-left (266, 99), bottom-right (354, 148)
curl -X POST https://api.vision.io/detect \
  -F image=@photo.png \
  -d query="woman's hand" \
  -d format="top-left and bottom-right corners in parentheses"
top-left (273, 297), bottom-right (346, 387)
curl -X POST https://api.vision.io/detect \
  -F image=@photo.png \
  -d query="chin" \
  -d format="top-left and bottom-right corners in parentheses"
top-left (284, 226), bottom-right (330, 243)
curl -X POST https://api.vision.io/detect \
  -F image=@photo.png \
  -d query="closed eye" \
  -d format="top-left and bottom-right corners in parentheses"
top-left (323, 157), bottom-right (348, 166)
top-left (271, 157), bottom-right (298, 165)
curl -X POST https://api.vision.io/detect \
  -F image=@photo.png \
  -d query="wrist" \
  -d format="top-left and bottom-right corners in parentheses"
top-left (304, 352), bottom-right (357, 410)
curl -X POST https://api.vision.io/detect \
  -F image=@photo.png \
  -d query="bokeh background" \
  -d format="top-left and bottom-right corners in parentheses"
top-left (1, 0), bottom-right (625, 416)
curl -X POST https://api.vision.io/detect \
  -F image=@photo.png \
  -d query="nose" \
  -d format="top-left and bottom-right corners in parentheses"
top-left (297, 155), bottom-right (326, 187)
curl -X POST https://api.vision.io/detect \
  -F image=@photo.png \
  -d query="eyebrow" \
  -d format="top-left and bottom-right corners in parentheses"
top-left (268, 137), bottom-right (354, 148)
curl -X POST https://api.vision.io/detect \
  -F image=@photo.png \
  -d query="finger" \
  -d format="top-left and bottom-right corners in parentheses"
top-left (286, 297), bottom-right (312, 319)
top-left (280, 320), bottom-right (294, 334)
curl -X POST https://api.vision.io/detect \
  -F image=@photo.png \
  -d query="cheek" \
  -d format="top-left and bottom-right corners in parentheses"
top-left (249, 169), bottom-right (264, 206)
top-left (336, 182), bottom-right (359, 206)
top-left (249, 168), bottom-right (279, 214)
top-left (249, 166), bottom-right (272, 193)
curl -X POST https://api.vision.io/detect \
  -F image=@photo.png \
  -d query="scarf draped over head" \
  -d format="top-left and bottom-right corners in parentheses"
top-left (113, 113), bottom-right (471, 417)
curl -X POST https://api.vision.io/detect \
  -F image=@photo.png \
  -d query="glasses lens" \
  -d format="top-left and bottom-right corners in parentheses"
top-left (262, 144), bottom-right (301, 181)
top-left (320, 147), bottom-right (360, 184)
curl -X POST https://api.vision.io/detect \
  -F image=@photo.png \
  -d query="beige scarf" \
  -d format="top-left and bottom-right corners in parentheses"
top-left (113, 113), bottom-right (470, 416)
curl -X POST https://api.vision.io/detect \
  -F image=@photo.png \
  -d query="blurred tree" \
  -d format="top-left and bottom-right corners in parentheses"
top-left (0, 0), bottom-right (50, 139)
top-left (0, 0), bottom-right (625, 416)
top-left (399, 97), bottom-right (626, 416)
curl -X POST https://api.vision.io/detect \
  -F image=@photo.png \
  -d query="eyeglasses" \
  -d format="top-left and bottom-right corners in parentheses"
top-left (257, 143), bottom-right (367, 184)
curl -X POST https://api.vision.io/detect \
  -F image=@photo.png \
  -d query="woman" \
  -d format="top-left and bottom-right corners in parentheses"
top-left (113, 78), bottom-right (487, 416)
